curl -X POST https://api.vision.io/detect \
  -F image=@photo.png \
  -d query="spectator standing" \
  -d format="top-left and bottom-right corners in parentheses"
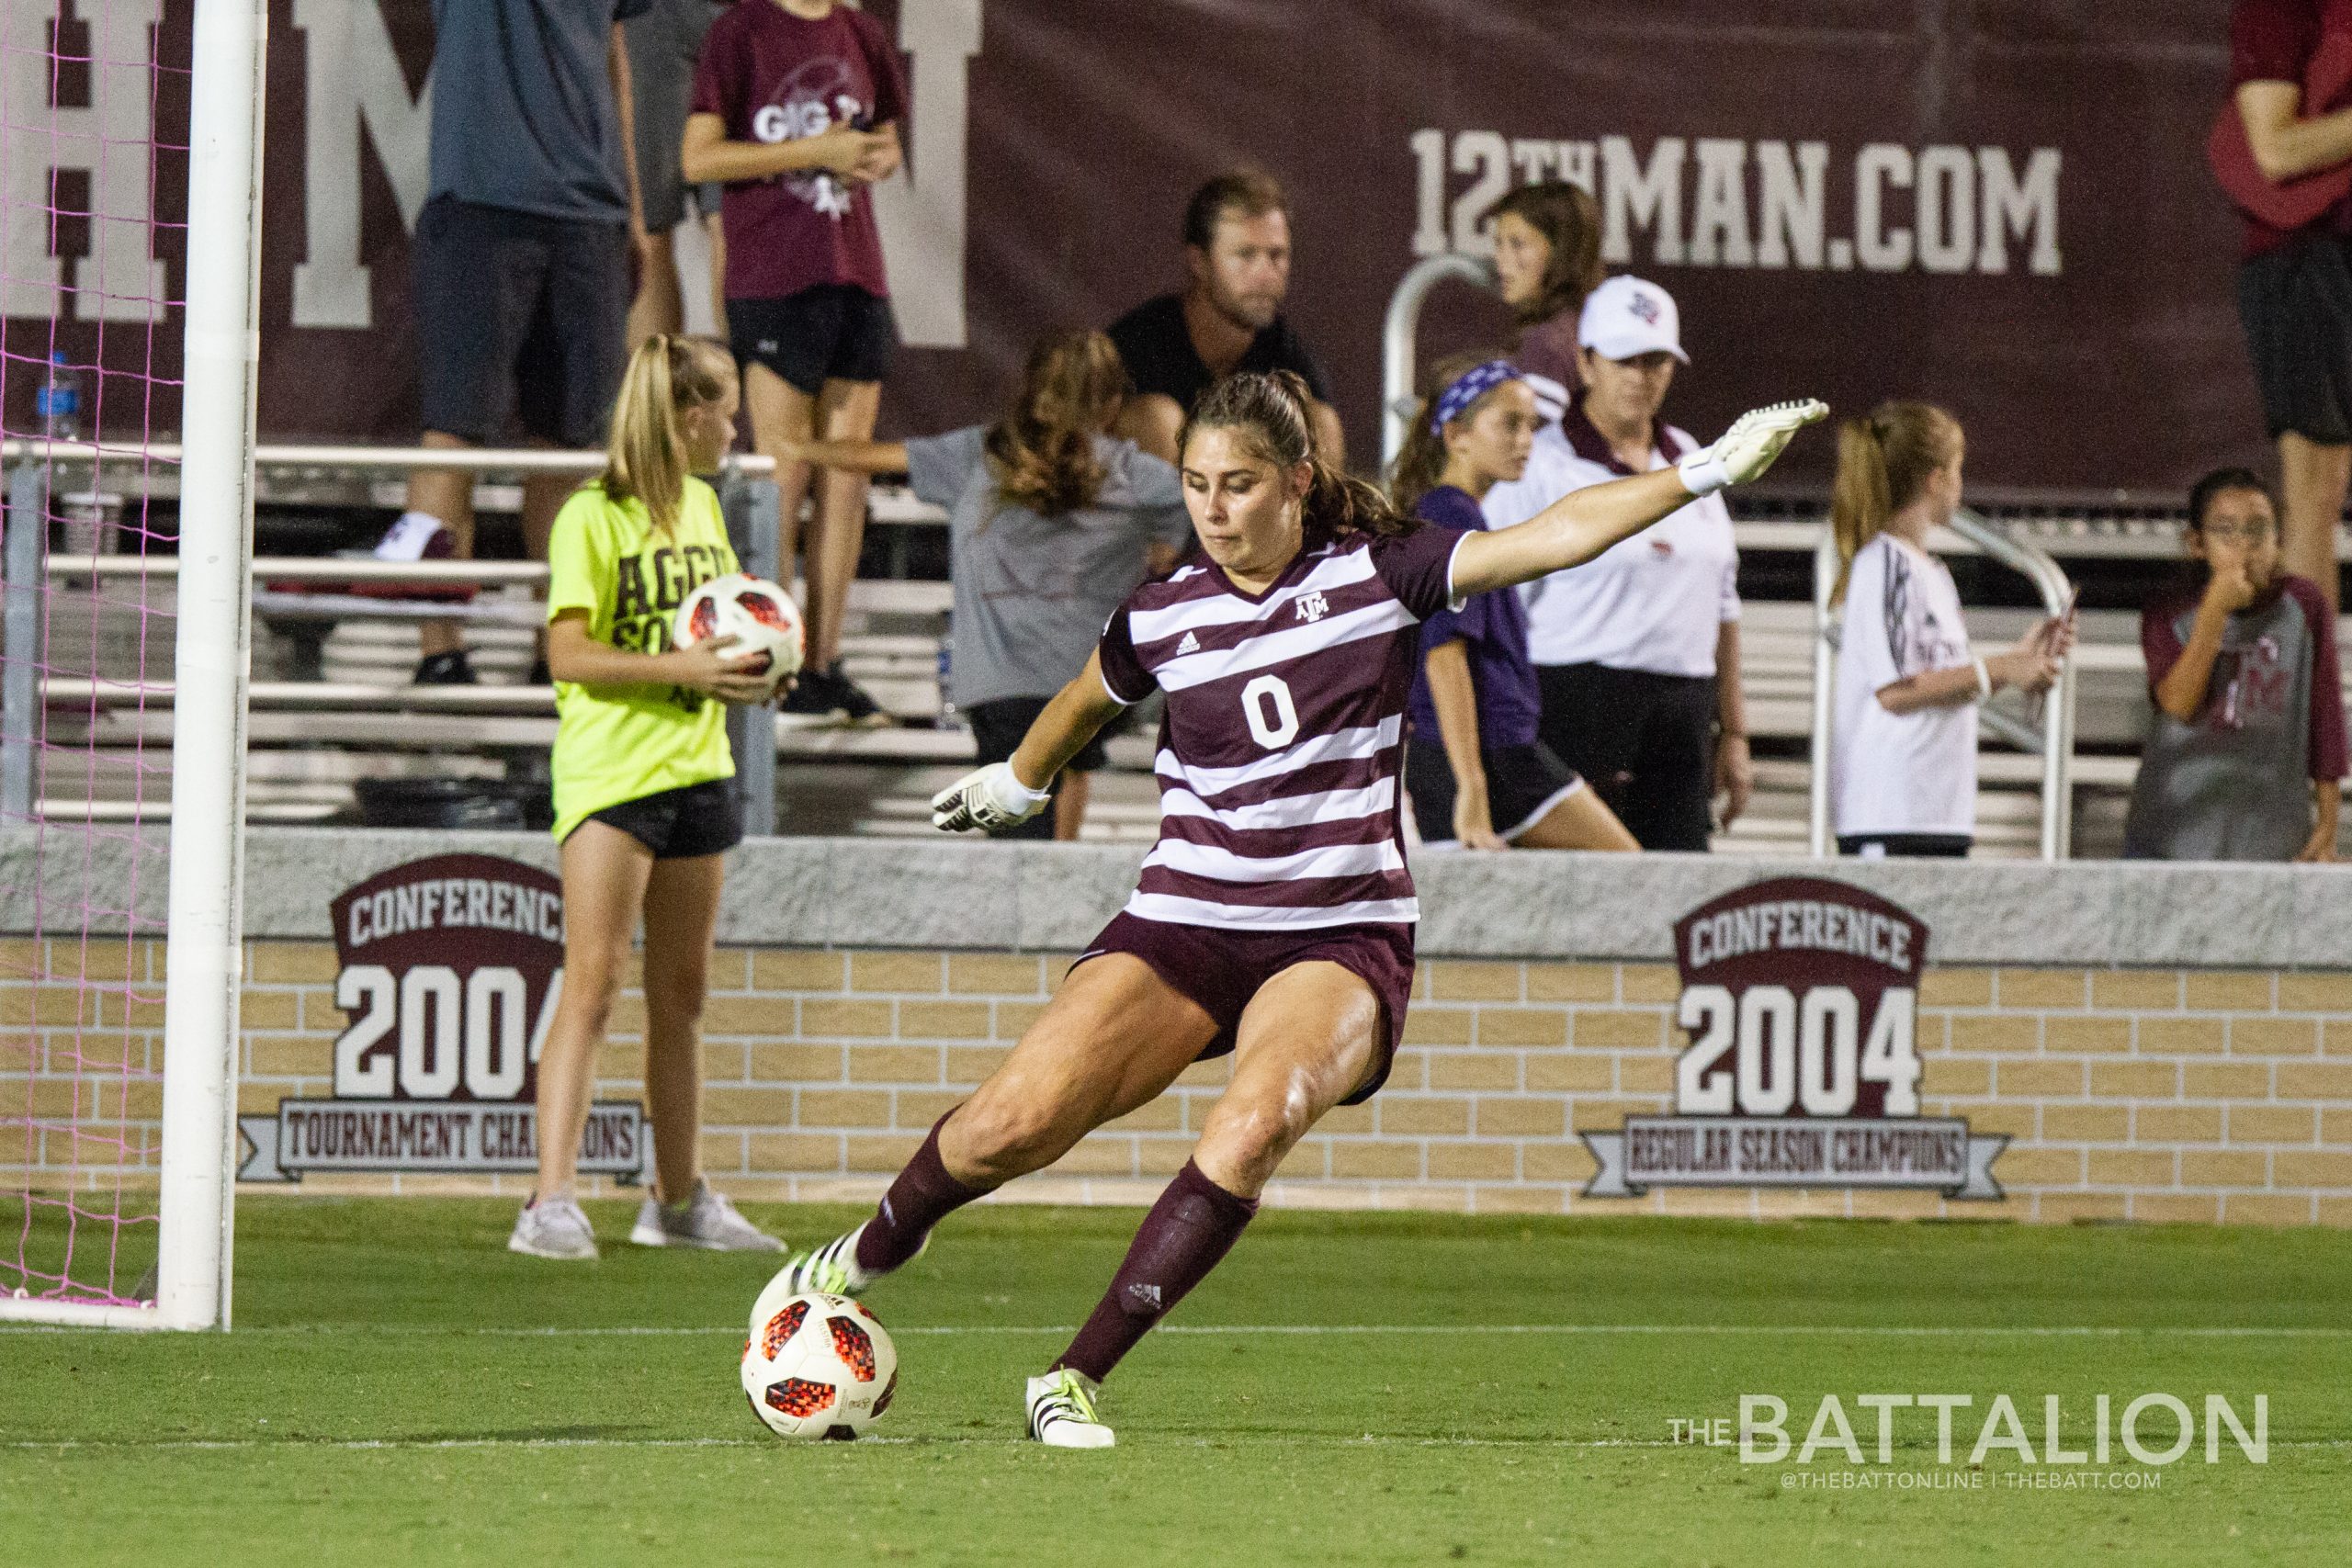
top-left (2227, 0), bottom-right (2352, 613)
top-left (784, 331), bottom-right (1192, 840)
top-left (1486, 181), bottom-right (1606, 427)
top-left (2124, 468), bottom-right (2346, 861)
top-left (623, 0), bottom-right (732, 345)
top-left (1482, 276), bottom-right (1750, 851)
top-left (1107, 170), bottom-right (1344, 468)
top-left (515, 334), bottom-right (784, 1260)
top-left (1828, 402), bottom-right (2072, 859)
top-left (684, 0), bottom-right (909, 727)
top-left (1388, 356), bottom-right (1636, 852)
top-left (386, 0), bottom-right (651, 686)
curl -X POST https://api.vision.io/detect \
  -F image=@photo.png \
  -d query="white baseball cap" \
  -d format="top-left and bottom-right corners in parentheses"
top-left (1577, 275), bottom-right (1690, 365)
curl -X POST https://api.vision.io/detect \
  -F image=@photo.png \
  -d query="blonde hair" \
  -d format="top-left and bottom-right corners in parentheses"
top-left (598, 334), bottom-right (738, 534)
top-left (1829, 400), bottom-right (1962, 604)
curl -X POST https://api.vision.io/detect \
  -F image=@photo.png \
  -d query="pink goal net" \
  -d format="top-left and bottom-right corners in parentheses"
top-left (3, 0), bottom-right (191, 1308)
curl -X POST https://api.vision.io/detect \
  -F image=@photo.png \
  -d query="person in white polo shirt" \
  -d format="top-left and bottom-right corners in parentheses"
top-left (1481, 276), bottom-right (1750, 850)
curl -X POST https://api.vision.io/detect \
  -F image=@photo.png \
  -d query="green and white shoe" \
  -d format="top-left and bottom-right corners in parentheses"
top-left (628, 1180), bottom-right (784, 1251)
top-left (1025, 1369), bottom-right (1114, 1449)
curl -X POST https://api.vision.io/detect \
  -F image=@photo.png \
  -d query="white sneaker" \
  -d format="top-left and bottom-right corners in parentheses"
top-left (628, 1180), bottom-right (785, 1251)
top-left (509, 1197), bottom-right (597, 1260)
top-left (773, 1221), bottom-right (933, 1298)
top-left (1026, 1369), bottom-right (1114, 1449)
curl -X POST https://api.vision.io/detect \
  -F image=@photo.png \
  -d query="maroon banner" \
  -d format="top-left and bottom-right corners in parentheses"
top-left (3, 1), bottom-right (2263, 492)
top-left (326, 852), bottom-right (565, 1103)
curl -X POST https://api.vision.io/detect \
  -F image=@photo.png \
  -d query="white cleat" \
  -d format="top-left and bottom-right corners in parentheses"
top-left (771, 1224), bottom-right (876, 1299)
top-left (1026, 1369), bottom-right (1115, 1449)
top-left (508, 1197), bottom-right (598, 1260)
top-left (628, 1180), bottom-right (784, 1251)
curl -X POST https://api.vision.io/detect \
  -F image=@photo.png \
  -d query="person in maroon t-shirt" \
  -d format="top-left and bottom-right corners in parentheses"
top-left (684, 0), bottom-right (909, 726)
top-left (2231, 0), bottom-right (2352, 612)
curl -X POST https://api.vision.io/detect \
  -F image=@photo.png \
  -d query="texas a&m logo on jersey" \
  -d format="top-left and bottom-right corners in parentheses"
top-left (1582, 877), bottom-right (2006, 1199)
top-left (1294, 589), bottom-right (1330, 624)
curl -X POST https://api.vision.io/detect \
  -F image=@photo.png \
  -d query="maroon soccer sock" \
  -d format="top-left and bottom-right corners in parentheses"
top-left (854, 1112), bottom-right (987, 1275)
top-left (1053, 1160), bottom-right (1260, 1384)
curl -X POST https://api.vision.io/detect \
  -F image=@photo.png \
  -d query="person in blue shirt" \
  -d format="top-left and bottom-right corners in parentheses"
top-left (1387, 358), bottom-right (1638, 852)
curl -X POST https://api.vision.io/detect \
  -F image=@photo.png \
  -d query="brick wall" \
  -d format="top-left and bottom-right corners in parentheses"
top-left (7, 938), bottom-right (2352, 1223)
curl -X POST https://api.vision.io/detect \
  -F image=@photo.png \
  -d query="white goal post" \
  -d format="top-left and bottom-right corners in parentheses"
top-left (0, 0), bottom-right (267, 1332)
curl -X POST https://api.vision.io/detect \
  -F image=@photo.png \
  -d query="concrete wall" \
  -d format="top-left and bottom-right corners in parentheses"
top-left (6, 830), bottom-right (2350, 1221)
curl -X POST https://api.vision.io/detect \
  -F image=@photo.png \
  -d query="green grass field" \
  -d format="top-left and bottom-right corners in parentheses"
top-left (3, 1199), bottom-right (2349, 1566)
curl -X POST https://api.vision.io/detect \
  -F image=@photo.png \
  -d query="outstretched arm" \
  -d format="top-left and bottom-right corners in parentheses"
top-left (783, 437), bottom-right (910, 475)
top-left (1451, 400), bottom-right (1826, 598)
top-left (933, 653), bottom-right (1127, 832)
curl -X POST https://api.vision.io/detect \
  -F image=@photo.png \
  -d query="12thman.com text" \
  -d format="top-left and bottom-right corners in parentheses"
top-left (1664, 1393), bottom-right (2267, 1494)
top-left (1409, 130), bottom-right (2061, 276)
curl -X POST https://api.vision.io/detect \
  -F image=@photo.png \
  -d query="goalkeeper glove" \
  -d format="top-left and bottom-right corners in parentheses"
top-left (931, 761), bottom-right (1054, 833)
top-left (1679, 399), bottom-right (1829, 496)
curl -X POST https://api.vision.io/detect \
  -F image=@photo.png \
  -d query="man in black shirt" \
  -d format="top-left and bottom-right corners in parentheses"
top-left (1106, 169), bottom-right (1344, 467)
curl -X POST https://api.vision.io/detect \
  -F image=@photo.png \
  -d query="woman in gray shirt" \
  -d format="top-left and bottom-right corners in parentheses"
top-left (788, 329), bottom-right (1192, 837)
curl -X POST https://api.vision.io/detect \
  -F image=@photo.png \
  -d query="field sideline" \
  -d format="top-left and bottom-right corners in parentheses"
top-left (3, 1200), bottom-right (2348, 1566)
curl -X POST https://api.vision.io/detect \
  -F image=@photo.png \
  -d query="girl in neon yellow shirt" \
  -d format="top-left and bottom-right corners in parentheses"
top-left (513, 334), bottom-right (785, 1260)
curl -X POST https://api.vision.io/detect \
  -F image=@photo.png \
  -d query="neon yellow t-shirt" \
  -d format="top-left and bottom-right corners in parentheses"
top-left (545, 478), bottom-right (740, 841)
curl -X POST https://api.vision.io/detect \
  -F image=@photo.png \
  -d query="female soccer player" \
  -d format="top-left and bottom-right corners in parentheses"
top-left (1828, 401), bottom-right (2074, 858)
top-left (509, 335), bottom-right (786, 1260)
top-left (781, 329), bottom-right (1191, 839)
top-left (772, 371), bottom-right (1822, 1443)
top-left (1388, 355), bottom-right (1636, 851)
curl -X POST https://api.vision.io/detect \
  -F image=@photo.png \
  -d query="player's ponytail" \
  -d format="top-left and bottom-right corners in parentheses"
top-left (983, 329), bottom-right (1128, 521)
top-left (1185, 369), bottom-right (1419, 546)
top-left (1388, 352), bottom-right (1518, 514)
top-left (1828, 400), bottom-right (1960, 604)
top-left (600, 334), bottom-right (736, 535)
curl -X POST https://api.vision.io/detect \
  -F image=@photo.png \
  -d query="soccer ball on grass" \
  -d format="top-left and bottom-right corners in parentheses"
top-left (741, 1287), bottom-right (899, 1440)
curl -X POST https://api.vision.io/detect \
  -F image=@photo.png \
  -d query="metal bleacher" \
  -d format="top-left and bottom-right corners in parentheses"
top-left (4, 451), bottom-right (2335, 858)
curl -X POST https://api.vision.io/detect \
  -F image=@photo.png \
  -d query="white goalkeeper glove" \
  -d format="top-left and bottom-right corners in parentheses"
top-left (1678, 399), bottom-right (1829, 496)
top-left (931, 761), bottom-right (1054, 834)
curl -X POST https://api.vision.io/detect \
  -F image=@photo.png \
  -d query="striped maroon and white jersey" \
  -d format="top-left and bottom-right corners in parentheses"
top-left (1097, 525), bottom-right (1469, 931)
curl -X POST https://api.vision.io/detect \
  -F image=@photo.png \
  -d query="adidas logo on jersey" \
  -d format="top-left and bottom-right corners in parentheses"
top-left (1170, 565), bottom-right (1205, 581)
top-left (1295, 590), bottom-right (1330, 624)
top-left (1175, 631), bottom-right (1201, 655)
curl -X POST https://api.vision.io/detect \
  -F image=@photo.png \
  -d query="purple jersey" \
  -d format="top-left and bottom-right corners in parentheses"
top-left (1404, 486), bottom-right (1543, 750)
top-left (1098, 525), bottom-right (1470, 930)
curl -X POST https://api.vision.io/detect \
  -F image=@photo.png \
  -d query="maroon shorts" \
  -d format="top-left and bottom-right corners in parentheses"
top-left (1071, 912), bottom-right (1418, 1105)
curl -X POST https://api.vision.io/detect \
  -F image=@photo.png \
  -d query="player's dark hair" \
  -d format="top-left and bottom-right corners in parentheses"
top-left (2186, 467), bottom-right (2276, 534)
top-left (1183, 370), bottom-right (1419, 544)
top-left (1487, 181), bottom-right (1605, 329)
top-left (1387, 351), bottom-right (1518, 514)
top-left (1828, 400), bottom-right (1962, 604)
top-left (983, 329), bottom-right (1130, 520)
top-left (1182, 168), bottom-right (1287, 250)
top-left (599, 333), bottom-right (737, 536)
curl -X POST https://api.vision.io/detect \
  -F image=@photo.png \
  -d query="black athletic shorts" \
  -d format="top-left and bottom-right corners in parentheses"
top-left (1837, 832), bottom-right (1971, 860)
top-left (1403, 738), bottom-right (1583, 849)
top-left (412, 195), bottom-right (629, 448)
top-left (580, 778), bottom-right (743, 859)
top-left (2239, 234), bottom-right (2352, 445)
top-left (727, 285), bottom-right (897, 396)
top-left (1534, 662), bottom-right (1718, 852)
top-left (963, 695), bottom-right (1107, 842)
